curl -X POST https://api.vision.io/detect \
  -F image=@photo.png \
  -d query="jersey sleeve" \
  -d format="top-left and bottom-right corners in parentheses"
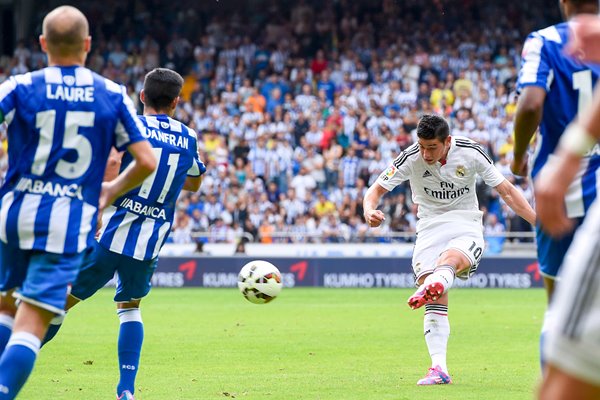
top-left (376, 145), bottom-right (416, 190)
top-left (186, 131), bottom-right (207, 177)
top-left (472, 144), bottom-right (505, 187)
top-left (517, 33), bottom-right (553, 93)
top-left (114, 85), bottom-right (147, 151)
top-left (0, 77), bottom-right (18, 123)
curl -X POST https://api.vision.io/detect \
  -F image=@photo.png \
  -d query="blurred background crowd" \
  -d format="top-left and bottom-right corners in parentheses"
top-left (0, 0), bottom-right (555, 250)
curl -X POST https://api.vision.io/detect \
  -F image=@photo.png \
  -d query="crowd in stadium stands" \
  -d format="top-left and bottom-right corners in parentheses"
top-left (0, 0), bottom-right (553, 249)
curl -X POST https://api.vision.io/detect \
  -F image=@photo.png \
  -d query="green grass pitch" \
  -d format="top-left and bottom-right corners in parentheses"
top-left (22, 288), bottom-right (545, 400)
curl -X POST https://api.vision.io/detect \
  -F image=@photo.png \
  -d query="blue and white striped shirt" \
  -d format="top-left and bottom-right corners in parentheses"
top-left (0, 66), bottom-right (146, 254)
top-left (517, 22), bottom-right (600, 218)
top-left (98, 114), bottom-right (206, 260)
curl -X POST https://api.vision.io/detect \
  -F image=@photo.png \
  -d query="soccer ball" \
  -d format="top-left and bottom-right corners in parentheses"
top-left (237, 260), bottom-right (282, 304)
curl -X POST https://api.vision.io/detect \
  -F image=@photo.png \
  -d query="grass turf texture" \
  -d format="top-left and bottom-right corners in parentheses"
top-left (23, 288), bottom-right (544, 400)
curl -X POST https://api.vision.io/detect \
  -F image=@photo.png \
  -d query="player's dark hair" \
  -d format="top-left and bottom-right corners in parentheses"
top-left (568, 0), bottom-right (600, 13)
top-left (416, 114), bottom-right (450, 142)
top-left (143, 68), bottom-right (184, 110)
top-left (569, 0), bottom-right (599, 6)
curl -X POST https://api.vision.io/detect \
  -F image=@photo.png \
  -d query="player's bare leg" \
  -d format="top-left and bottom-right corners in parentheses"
top-left (10, 302), bottom-right (54, 339)
top-left (543, 277), bottom-right (555, 303)
top-left (116, 300), bottom-right (143, 400)
top-left (0, 291), bottom-right (17, 316)
top-left (416, 286), bottom-right (452, 385)
top-left (411, 250), bottom-right (472, 385)
top-left (539, 365), bottom-right (600, 400)
top-left (0, 290), bottom-right (17, 355)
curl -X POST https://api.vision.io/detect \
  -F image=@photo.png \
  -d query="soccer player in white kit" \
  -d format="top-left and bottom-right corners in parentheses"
top-left (363, 114), bottom-right (536, 385)
top-left (536, 14), bottom-right (600, 400)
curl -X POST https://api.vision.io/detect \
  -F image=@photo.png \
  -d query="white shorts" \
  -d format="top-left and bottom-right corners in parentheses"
top-left (412, 218), bottom-right (484, 285)
top-left (544, 200), bottom-right (600, 386)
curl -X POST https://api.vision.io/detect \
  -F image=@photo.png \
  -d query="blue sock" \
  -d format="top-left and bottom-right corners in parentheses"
top-left (0, 332), bottom-right (41, 399)
top-left (41, 314), bottom-right (65, 347)
top-left (116, 309), bottom-right (144, 396)
top-left (0, 315), bottom-right (14, 356)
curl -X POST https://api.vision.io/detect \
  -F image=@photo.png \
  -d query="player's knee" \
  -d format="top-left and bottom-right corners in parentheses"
top-left (0, 292), bottom-right (17, 315)
top-left (117, 300), bottom-right (141, 309)
top-left (439, 251), bottom-right (469, 273)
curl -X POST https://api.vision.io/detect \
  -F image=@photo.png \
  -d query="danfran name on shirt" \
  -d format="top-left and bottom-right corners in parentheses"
top-left (97, 114), bottom-right (206, 261)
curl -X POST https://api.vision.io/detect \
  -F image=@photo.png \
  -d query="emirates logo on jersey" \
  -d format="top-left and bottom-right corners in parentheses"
top-left (455, 165), bottom-right (466, 177)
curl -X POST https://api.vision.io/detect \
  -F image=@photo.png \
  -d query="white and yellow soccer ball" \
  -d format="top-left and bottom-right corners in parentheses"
top-left (237, 260), bottom-right (282, 304)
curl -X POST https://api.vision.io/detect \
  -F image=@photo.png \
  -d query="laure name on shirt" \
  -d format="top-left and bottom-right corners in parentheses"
top-left (46, 84), bottom-right (94, 102)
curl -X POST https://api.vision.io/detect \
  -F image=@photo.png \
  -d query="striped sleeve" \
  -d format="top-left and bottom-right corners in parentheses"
top-left (0, 77), bottom-right (18, 123)
top-left (456, 139), bottom-right (505, 187)
top-left (376, 144), bottom-right (418, 191)
top-left (186, 130), bottom-right (206, 177)
top-left (454, 139), bottom-right (493, 164)
top-left (517, 33), bottom-right (553, 93)
top-left (113, 83), bottom-right (147, 151)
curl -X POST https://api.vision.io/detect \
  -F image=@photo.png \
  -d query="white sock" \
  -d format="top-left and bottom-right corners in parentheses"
top-left (0, 314), bottom-right (14, 329)
top-left (424, 304), bottom-right (450, 373)
top-left (424, 265), bottom-right (455, 293)
top-left (7, 331), bottom-right (41, 355)
top-left (541, 309), bottom-right (552, 335)
top-left (117, 308), bottom-right (142, 324)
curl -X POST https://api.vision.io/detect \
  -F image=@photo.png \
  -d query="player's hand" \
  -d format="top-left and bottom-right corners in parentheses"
top-left (95, 213), bottom-right (103, 240)
top-left (98, 181), bottom-right (118, 212)
top-left (364, 209), bottom-right (385, 228)
top-left (510, 153), bottom-right (528, 177)
top-left (534, 151), bottom-right (580, 237)
top-left (566, 15), bottom-right (600, 63)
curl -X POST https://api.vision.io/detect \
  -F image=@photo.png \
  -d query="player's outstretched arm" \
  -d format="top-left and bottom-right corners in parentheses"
top-left (511, 87), bottom-right (545, 176)
top-left (494, 179), bottom-right (536, 226)
top-left (363, 182), bottom-right (387, 228)
top-left (99, 140), bottom-right (156, 210)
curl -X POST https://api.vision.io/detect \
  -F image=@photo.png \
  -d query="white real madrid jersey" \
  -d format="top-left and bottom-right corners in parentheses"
top-left (377, 136), bottom-right (505, 231)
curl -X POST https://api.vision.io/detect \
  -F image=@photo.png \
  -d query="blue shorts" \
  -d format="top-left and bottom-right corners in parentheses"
top-left (0, 241), bottom-right (84, 315)
top-left (71, 243), bottom-right (158, 303)
top-left (536, 218), bottom-right (584, 279)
